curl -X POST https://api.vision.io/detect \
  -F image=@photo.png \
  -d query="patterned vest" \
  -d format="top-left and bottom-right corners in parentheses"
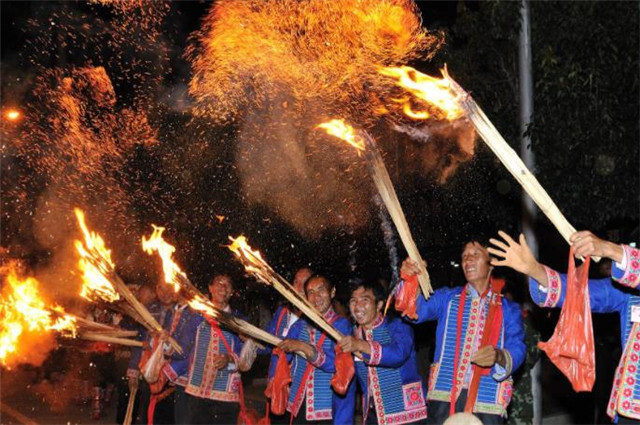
top-left (287, 310), bottom-right (340, 421)
top-left (354, 316), bottom-right (427, 425)
top-left (428, 288), bottom-right (513, 416)
top-left (185, 321), bottom-right (241, 402)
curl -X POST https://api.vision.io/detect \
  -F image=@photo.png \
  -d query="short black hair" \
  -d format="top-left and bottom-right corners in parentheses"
top-left (461, 238), bottom-right (490, 253)
top-left (349, 278), bottom-right (387, 303)
top-left (304, 273), bottom-right (335, 294)
top-left (209, 274), bottom-right (233, 287)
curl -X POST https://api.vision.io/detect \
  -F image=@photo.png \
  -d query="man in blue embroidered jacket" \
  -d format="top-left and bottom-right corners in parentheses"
top-left (159, 297), bottom-right (203, 424)
top-left (401, 240), bottom-right (526, 424)
top-left (169, 274), bottom-right (245, 424)
top-left (339, 279), bottom-right (428, 425)
top-left (127, 282), bottom-right (184, 424)
top-left (278, 274), bottom-right (356, 424)
top-left (261, 267), bottom-right (313, 423)
top-left (489, 230), bottom-right (640, 424)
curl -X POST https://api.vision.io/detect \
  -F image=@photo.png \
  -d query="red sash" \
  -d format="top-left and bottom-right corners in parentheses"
top-left (464, 278), bottom-right (505, 412)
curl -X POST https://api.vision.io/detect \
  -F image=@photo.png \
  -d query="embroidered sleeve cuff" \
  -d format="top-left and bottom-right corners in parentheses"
top-left (491, 349), bottom-right (513, 382)
top-left (612, 245), bottom-right (640, 288)
top-left (364, 341), bottom-right (382, 366)
top-left (162, 362), bottom-right (178, 382)
top-left (309, 348), bottom-right (326, 368)
top-left (529, 266), bottom-right (562, 307)
top-left (126, 368), bottom-right (140, 379)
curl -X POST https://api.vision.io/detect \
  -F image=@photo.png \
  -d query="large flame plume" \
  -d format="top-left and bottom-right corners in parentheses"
top-left (379, 66), bottom-right (464, 121)
top-left (141, 225), bottom-right (187, 293)
top-left (74, 208), bottom-right (120, 303)
top-left (0, 263), bottom-right (77, 369)
top-left (188, 0), bottom-right (441, 122)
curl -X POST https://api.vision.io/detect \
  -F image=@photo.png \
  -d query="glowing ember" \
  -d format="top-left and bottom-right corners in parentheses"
top-left (141, 225), bottom-right (187, 293)
top-left (4, 108), bottom-right (21, 122)
top-left (0, 264), bottom-right (77, 368)
top-left (74, 208), bottom-right (120, 303)
top-left (379, 66), bottom-right (464, 121)
top-left (317, 119), bottom-right (365, 153)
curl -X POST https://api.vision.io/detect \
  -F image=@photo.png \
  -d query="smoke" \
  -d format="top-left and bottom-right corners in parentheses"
top-left (188, 0), bottom-right (479, 237)
top-left (236, 99), bottom-right (370, 237)
top-left (373, 194), bottom-right (400, 284)
top-left (391, 119), bottom-right (477, 183)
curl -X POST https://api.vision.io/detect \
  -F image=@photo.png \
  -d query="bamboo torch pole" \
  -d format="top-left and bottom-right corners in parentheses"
top-left (444, 70), bottom-right (596, 260)
top-left (228, 236), bottom-right (344, 341)
top-left (359, 131), bottom-right (433, 296)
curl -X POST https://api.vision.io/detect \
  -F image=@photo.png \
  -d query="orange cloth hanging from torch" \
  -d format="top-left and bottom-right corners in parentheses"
top-left (538, 248), bottom-right (595, 392)
top-left (265, 348), bottom-right (291, 415)
top-left (331, 345), bottom-right (355, 395)
top-left (394, 272), bottom-right (420, 320)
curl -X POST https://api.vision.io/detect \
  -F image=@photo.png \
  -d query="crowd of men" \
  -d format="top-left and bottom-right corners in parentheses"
top-left (121, 230), bottom-right (639, 425)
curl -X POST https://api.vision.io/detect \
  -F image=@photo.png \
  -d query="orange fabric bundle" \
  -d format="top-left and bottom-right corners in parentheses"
top-left (265, 348), bottom-right (291, 415)
top-left (394, 273), bottom-right (419, 319)
top-left (331, 345), bottom-right (354, 395)
top-left (538, 248), bottom-right (595, 392)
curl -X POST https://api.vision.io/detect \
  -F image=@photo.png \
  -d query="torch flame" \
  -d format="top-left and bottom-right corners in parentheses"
top-left (317, 119), bottom-right (365, 153)
top-left (379, 66), bottom-right (464, 121)
top-left (141, 225), bottom-right (187, 293)
top-left (0, 264), bottom-right (77, 368)
top-left (74, 208), bottom-right (120, 303)
top-left (4, 108), bottom-right (21, 122)
top-left (227, 235), bottom-right (272, 278)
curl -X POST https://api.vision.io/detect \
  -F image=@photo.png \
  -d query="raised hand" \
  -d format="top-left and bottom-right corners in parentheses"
top-left (488, 231), bottom-right (547, 285)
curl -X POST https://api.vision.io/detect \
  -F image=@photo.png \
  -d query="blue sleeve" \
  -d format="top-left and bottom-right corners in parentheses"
top-left (258, 306), bottom-right (285, 356)
top-left (412, 287), bottom-right (455, 324)
top-left (333, 375), bottom-right (356, 425)
top-left (169, 311), bottom-right (204, 361)
top-left (362, 319), bottom-right (413, 368)
top-left (493, 300), bottom-right (525, 380)
top-left (529, 272), bottom-right (627, 314)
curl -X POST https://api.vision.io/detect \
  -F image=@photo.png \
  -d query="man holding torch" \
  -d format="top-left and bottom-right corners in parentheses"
top-left (261, 267), bottom-right (313, 424)
top-left (399, 240), bottom-right (525, 424)
top-left (177, 274), bottom-right (246, 424)
top-left (488, 230), bottom-right (640, 424)
top-left (129, 281), bottom-right (193, 425)
top-left (278, 274), bottom-right (356, 424)
top-left (339, 279), bottom-right (428, 425)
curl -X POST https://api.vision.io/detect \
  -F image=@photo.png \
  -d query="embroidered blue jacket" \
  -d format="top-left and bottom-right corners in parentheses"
top-left (529, 245), bottom-right (640, 421)
top-left (160, 304), bottom-right (204, 387)
top-left (354, 314), bottom-right (427, 425)
top-left (412, 284), bottom-right (525, 417)
top-left (127, 301), bottom-right (173, 378)
top-left (286, 308), bottom-right (356, 424)
top-left (179, 308), bottom-right (245, 402)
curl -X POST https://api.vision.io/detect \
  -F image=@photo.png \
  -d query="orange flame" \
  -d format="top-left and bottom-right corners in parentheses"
top-left (379, 66), bottom-right (464, 121)
top-left (74, 208), bottom-right (120, 303)
top-left (317, 119), bottom-right (365, 153)
top-left (227, 235), bottom-right (271, 278)
top-left (141, 225), bottom-right (187, 293)
top-left (0, 264), bottom-right (77, 368)
top-left (4, 108), bottom-right (22, 122)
